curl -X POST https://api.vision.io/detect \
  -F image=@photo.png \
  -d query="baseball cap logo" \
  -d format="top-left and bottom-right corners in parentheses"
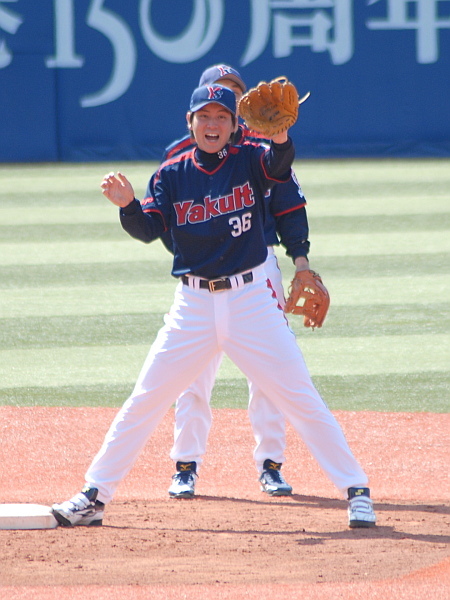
top-left (190, 84), bottom-right (236, 115)
top-left (207, 85), bottom-right (223, 100)
top-left (217, 65), bottom-right (233, 77)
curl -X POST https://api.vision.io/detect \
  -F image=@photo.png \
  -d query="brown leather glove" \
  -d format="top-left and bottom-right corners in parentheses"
top-left (284, 270), bottom-right (330, 328)
top-left (238, 77), bottom-right (309, 137)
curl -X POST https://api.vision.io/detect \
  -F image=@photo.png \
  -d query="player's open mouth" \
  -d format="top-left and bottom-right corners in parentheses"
top-left (205, 134), bottom-right (219, 141)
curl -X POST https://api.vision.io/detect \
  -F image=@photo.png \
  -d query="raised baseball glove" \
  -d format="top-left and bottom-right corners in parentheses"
top-left (238, 76), bottom-right (310, 138)
top-left (284, 270), bottom-right (330, 329)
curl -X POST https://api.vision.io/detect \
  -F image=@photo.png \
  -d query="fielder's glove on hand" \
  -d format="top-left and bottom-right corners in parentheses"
top-left (284, 270), bottom-right (330, 329)
top-left (238, 76), bottom-right (310, 138)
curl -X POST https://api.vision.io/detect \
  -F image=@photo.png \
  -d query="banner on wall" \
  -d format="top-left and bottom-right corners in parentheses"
top-left (1, 0), bottom-right (449, 161)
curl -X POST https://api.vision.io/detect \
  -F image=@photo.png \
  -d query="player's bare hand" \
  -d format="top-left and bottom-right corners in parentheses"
top-left (271, 131), bottom-right (289, 144)
top-left (101, 171), bottom-right (135, 208)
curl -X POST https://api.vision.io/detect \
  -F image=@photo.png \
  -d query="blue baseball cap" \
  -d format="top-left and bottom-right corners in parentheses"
top-left (189, 84), bottom-right (236, 115)
top-left (199, 64), bottom-right (246, 93)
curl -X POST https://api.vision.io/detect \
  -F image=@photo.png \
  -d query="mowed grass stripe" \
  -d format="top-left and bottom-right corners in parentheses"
top-left (0, 283), bottom-right (177, 317)
top-left (2, 371), bottom-right (448, 412)
top-left (2, 274), bottom-right (449, 318)
top-left (306, 253), bottom-right (450, 277)
top-left (283, 274), bottom-right (450, 307)
top-left (308, 231), bottom-right (450, 257)
top-left (0, 162), bottom-right (155, 204)
top-left (0, 313), bottom-right (164, 349)
top-left (0, 335), bottom-right (448, 392)
top-left (0, 384), bottom-right (137, 407)
top-left (1, 230), bottom-right (449, 267)
top-left (287, 303), bottom-right (450, 338)
top-left (0, 345), bottom-right (149, 388)
top-left (313, 372), bottom-right (450, 413)
top-left (294, 158), bottom-right (450, 184)
top-left (2, 303), bottom-right (448, 350)
top-left (0, 240), bottom-right (160, 265)
top-left (214, 371), bottom-right (450, 413)
top-left (1, 159), bottom-right (449, 208)
top-left (0, 223), bottom-right (127, 243)
top-left (0, 262), bottom-right (173, 289)
top-left (0, 156), bottom-right (448, 183)
top-left (2, 213), bottom-right (449, 242)
top-left (0, 206), bottom-right (120, 226)
top-left (1, 193), bottom-right (449, 226)
top-left (2, 252), bottom-right (450, 290)
top-left (305, 192), bottom-right (450, 214)
top-left (308, 213), bottom-right (449, 233)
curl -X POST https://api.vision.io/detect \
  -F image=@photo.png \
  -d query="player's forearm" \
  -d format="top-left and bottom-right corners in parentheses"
top-left (275, 206), bottom-right (310, 263)
top-left (264, 137), bottom-right (295, 181)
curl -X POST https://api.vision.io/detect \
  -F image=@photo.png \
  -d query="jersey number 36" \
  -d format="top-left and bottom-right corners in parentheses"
top-left (229, 212), bottom-right (252, 237)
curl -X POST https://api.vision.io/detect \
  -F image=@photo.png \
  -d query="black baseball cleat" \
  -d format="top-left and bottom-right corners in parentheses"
top-left (51, 485), bottom-right (104, 527)
top-left (348, 487), bottom-right (376, 528)
top-left (259, 459), bottom-right (293, 496)
top-left (168, 461), bottom-right (198, 498)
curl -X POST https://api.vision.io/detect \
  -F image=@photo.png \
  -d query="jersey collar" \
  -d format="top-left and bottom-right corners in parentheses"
top-left (195, 144), bottom-right (230, 169)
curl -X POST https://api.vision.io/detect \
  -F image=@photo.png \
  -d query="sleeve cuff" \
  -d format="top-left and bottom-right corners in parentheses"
top-left (120, 198), bottom-right (139, 216)
top-left (271, 137), bottom-right (293, 150)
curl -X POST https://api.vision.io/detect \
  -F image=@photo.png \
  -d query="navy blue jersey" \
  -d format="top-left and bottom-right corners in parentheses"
top-left (161, 125), bottom-right (309, 261)
top-left (121, 140), bottom-right (294, 279)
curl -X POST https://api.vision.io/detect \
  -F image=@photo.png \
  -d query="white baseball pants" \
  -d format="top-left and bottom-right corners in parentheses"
top-left (85, 263), bottom-right (368, 504)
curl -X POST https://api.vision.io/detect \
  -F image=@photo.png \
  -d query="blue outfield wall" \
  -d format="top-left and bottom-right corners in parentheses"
top-left (1, 0), bottom-right (449, 162)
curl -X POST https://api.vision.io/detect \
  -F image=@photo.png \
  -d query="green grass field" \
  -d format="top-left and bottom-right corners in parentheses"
top-left (1, 160), bottom-right (449, 412)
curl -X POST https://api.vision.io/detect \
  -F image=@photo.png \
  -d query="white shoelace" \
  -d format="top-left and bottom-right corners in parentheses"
top-left (65, 492), bottom-right (92, 511)
top-left (349, 496), bottom-right (373, 513)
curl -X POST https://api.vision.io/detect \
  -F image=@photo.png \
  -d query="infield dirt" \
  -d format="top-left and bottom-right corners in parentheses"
top-left (0, 407), bottom-right (449, 599)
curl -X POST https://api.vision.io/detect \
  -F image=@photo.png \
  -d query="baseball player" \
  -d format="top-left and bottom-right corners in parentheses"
top-left (162, 65), bottom-right (310, 499)
top-left (51, 84), bottom-right (376, 529)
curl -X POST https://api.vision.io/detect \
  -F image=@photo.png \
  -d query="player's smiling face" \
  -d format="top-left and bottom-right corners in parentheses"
top-left (189, 103), bottom-right (234, 154)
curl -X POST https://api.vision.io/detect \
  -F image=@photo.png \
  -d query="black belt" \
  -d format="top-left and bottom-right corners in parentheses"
top-left (181, 272), bottom-right (253, 292)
